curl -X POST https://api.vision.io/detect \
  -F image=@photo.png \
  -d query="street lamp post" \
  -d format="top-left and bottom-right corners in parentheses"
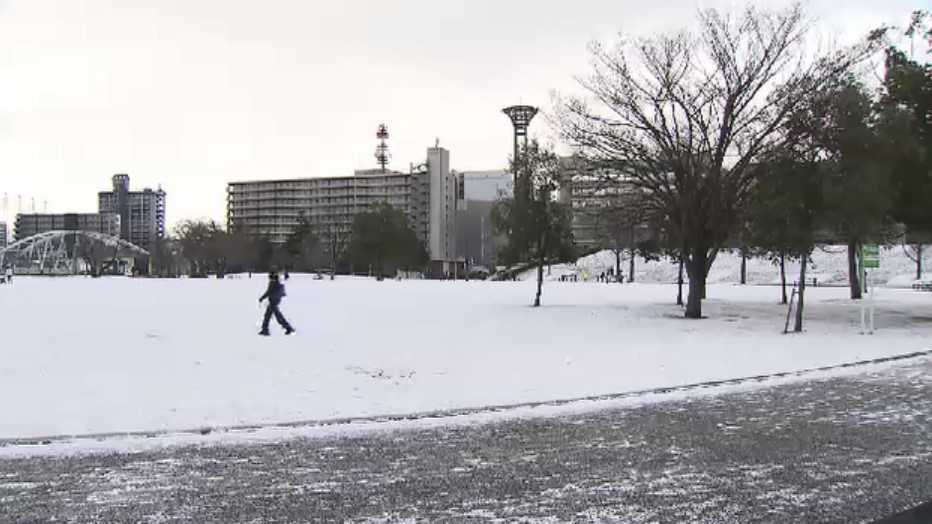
top-left (502, 105), bottom-right (538, 210)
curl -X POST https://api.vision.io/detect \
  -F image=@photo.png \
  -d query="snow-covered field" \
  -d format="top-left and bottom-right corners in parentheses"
top-left (531, 244), bottom-right (932, 287)
top-left (1, 275), bottom-right (931, 442)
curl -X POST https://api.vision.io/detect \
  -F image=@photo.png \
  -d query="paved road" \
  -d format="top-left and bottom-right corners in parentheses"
top-left (3, 361), bottom-right (932, 523)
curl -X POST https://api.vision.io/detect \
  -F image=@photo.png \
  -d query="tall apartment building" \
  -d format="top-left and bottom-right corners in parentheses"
top-left (98, 174), bottom-right (166, 253)
top-left (0, 221), bottom-right (8, 248)
top-left (227, 145), bottom-right (457, 267)
top-left (558, 158), bottom-right (656, 250)
top-left (13, 213), bottom-right (121, 241)
top-left (559, 173), bottom-right (608, 249)
top-left (228, 169), bottom-right (422, 243)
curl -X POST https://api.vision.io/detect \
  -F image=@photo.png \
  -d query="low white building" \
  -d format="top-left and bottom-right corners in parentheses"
top-left (13, 213), bottom-right (121, 241)
top-left (454, 170), bottom-right (512, 269)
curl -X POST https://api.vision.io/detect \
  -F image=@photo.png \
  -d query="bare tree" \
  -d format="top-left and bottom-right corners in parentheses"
top-left (592, 208), bottom-right (627, 280)
top-left (903, 241), bottom-right (926, 280)
top-left (591, 192), bottom-right (652, 282)
top-left (77, 235), bottom-right (119, 277)
top-left (315, 220), bottom-right (349, 280)
top-left (174, 219), bottom-right (225, 277)
top-left (152, 237), bottom-right (183, 278)
top-left (556, 4), bottom-right (877, 318)
top-left (493, 141), bottom-right (576, 306)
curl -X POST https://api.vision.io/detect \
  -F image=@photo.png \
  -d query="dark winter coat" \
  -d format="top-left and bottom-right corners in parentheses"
top-left (260, 279), bottom-right (286, 304)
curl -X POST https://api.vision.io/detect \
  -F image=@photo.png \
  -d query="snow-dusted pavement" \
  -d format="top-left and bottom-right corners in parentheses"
top-left (3, 357), bottom-right (932, 523)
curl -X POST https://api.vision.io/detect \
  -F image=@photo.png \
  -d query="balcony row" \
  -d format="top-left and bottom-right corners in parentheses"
top-left (227, 181), bottom-right (413, 193)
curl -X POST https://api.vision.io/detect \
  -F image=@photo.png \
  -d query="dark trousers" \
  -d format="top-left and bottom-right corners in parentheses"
top-left (262, 301), bottom-right (293, 332)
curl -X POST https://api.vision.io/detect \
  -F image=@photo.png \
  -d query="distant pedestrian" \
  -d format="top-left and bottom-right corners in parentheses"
top-left (258, 271), bottom-right (294, 336)
top-left (4, 266), bottom-right (12, 284)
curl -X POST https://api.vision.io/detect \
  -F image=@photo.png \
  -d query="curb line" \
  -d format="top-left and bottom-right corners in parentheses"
top-left (3, 349), bottom-right (931, 450)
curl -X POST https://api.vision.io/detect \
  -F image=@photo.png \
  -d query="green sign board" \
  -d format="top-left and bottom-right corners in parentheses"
top-left (863, 244), bottom-right (880, 269)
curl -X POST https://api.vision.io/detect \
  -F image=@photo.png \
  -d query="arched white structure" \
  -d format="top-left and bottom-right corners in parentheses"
top-left (0, 231), bottom-right (149, 275)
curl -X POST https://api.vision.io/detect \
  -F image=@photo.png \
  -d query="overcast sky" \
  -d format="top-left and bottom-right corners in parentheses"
top-left (0, 0), bottom-right (920, 228)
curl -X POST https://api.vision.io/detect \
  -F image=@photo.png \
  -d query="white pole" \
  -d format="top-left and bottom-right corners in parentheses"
top-left (869, 271), bottom-right (875, 334)
top-left (860, 269), bottom-right (867, 335)
top-left (480, 214), bottom-right (485, 267)
top-left (860, 243), bottom-right (866, 295)
top-left (860, 298), bottom-right (866, 334)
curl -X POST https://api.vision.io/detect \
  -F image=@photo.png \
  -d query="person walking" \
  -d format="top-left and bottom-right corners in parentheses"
top-left (4, 266), bottom-right (12, 284)
top-left (258, 271), bottom-right (294, 336)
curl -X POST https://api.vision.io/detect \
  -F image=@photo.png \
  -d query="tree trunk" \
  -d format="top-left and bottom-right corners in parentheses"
top-left (615, 249), bottom-right (621, 280)
top-left (779, 253), bottom-right (788, 305)
top-left (700, 258), bottom-right (708, 299)
top-left (917, 244), bottom-right (923, 280)
top-left (685, 266), bottom-right (705, 318)
top-left (847, 240), bottom-right (862, 300)
top-left (794, 255), bottom-right (808, 333)
top-left (740, 248), bottom-right (747, 285)
top-left (628, 249), bottom-right (636, 283)
top-left (627, 226), bottom-right (636, 283)
top-left (684, 249), bottom-right (707, 318)
top-left (534, 255), bottom-right (544, 308)
top-left (676, 257), bottom-right (685, 306)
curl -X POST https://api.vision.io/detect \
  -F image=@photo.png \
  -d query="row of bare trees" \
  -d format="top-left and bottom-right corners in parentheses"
top-left (158, 204), bottom-right (428, 279)
top-left (554, 4), bottom-right (931, 327)
top-left (157, 217), bottom-right (350, 278)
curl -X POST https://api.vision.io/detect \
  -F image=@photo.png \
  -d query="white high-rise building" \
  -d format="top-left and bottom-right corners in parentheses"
top-left (427, 146), bottom-right (456, 266)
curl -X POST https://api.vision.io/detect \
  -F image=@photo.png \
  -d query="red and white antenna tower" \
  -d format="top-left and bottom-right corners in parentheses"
top-left (374, 123), bottom-right (390, 172)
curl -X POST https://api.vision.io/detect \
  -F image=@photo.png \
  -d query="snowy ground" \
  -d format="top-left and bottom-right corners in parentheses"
top-left (4, 358), bottom-right (932, 522)
top-left (532, 244), bottom-right (932, 287)
top-left (1, 275), bottom-right (931, 442)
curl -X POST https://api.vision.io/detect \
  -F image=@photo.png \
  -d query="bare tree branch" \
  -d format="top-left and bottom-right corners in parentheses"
top-left (554, 2), bottom-right (878, 317)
